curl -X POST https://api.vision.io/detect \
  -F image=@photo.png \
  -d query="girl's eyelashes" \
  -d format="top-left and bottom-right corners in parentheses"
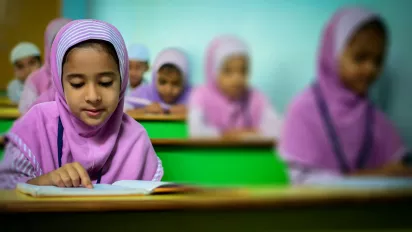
top-left (100, 81), bottom-right (113, 87)
top-left (70, 82), bottom-right (84, 89)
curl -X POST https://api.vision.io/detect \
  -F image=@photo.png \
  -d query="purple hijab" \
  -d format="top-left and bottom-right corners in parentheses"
top-left (279, 7), bottom-right (404, 173)
top-left (7, 19), bottom-right (162, 183)
top-left (189, 35), bottom-right (267, 131)
top-left (127, 48), bottom-right (191, 107)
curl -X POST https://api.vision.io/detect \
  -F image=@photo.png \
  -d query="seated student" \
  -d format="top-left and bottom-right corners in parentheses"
top-left (126, 43), bottom-right (150, 96)
top-left (19, 18), bottom-right (71, 114)
top-left (125, 48), bottom-right (191, 115)
top-left (7, 42), bottom-right (41, 104)
top-left (0, 19), bottom-right (163, 189)
top-left (279, 7), bottom-right (410, 185)
top-left (188, 35), bottom-right (282, 139)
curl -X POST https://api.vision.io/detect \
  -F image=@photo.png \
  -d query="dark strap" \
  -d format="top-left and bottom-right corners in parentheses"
top-left (312, 83), bottom-right (374, 173)
top-left (57, 117), bottom-right (103, 184)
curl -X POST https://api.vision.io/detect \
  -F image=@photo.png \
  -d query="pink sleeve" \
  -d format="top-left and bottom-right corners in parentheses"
top-left (18, 81), bottom-right (39, 115)
top-left (0, 143), bottom-right (41, 189)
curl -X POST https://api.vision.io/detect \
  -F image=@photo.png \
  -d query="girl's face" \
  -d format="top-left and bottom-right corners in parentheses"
top-left (62, 45), bottom-right (121, 126)
top-left (156, 67), bottom-right (184, 104)
top-left (338, 23), bottom-right (386, 96)
top-left (14, 56), bottom-right (41, 82)
top-left (217, 55), bottom-right (249, 100)
top-left (129, 60), bottom-right (148, 88)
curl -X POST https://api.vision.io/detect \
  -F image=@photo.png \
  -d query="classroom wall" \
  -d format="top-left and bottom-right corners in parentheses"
top-left (0, 0), bottom-right (60, 90)
top-left (77, 0), bottom-right (412, 146)
top-left (61, 0), bottom-right (88, 20)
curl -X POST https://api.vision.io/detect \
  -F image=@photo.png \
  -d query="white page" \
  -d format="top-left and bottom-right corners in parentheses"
top-left (112, 180), bottom-right (175, 193)
top-left (16, 183), bottom-right (149, 197)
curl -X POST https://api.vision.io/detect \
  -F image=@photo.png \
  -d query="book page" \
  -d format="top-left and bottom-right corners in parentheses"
top-left (112, 180), bottom-right (176, 192)
top-left (16, 183), bottom-right (149, 197)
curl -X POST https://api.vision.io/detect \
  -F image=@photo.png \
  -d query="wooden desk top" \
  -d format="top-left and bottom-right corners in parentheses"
top-left (0, 107), bottom-right (20, 119)
top-left (151, 138), bottom-right (276, 148)
top-left (128, 112), bottom-right (186, 121)
top-left (1, 187), bottom-right (412, 213)
top-left (0, 98), bottom-right (16, 107)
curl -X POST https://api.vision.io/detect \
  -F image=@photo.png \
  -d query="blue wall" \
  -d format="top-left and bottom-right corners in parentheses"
top-left (62, 0), bottom-right (88, 20)
top-left (65, 0), bottom-right (412, 146)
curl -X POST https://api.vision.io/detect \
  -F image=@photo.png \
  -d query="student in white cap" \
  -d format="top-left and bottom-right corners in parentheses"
top-left (127, 43), bottom-right (150, 96)
top-left (7, 42), bottom-right (41, 104)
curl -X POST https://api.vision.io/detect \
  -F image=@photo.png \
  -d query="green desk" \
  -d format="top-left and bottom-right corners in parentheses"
top-left (0, 107), bottom-right (18, 133)
top-left (152, 138), bottom-right (288, 186)
top-left (0, 110), bottom-right (187, 139)
top-left (131, 114), bottom-right (187, 139)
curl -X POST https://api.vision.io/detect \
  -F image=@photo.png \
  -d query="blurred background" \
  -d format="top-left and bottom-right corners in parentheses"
top-left (1, 0), bottom-right (411, 145)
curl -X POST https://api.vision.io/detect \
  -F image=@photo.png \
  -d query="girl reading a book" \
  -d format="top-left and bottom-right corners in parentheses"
top-left (0, 19), bottom-right (163, 189)
top-left (279, 7), bottom-right (410, 185)
top-left (125, 48), bottom-right (191, 115)
top-left (188, 35), bottom-right (282, 138)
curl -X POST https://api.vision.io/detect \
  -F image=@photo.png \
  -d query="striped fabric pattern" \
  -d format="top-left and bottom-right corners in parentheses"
top-left (54, 20), bottom-right (128, 91)
top-left (0, 143), bottom-right (38, 189)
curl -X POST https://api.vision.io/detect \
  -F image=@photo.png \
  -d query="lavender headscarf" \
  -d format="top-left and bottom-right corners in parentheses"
top-left (189, 35), bottom-right (267, 132)
top-left (127, 48), bottom-right (191, 108)
top-left (7, 19), bottom-right (162, 184)
top-left (279, 7), bottom-right (404, 174)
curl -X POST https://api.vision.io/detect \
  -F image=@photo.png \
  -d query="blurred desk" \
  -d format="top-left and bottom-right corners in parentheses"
top-left (0, 108), bottom-right (18, 135)
top-left (151, 138), bottom-right (287, 186)
top-left (0, 107), bottom-right (19, 120)
top-left (1, 187), bottom-right (412, 231)
top-left (0, 97), bottom-right (16, 107)
top-left (128, 113), bottom-right (187, 139)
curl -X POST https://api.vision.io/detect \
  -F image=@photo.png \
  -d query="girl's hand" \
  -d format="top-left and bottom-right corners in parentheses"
top-left (28, 162), bottom-right (93, 188)
top-left (145, 103), bottom-right (164, 114)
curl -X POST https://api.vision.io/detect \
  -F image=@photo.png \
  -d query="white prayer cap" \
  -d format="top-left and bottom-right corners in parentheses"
top-left (128, 44), bottom-right (150, 62)
top-left (10, 42), bottom-right (41, 64)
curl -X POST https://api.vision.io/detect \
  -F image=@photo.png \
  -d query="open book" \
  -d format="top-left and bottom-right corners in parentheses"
top-left (17, 180), bottom-right (196, 197)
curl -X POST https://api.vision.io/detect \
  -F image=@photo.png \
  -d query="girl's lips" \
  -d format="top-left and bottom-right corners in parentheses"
top-left (84, 109), bottom-right (103, 117)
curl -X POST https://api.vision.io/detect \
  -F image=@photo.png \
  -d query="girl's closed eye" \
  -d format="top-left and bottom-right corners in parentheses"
top-left (100, 81), bottom-right (113, 87)
top-left (70, 82), bottom-right (84, 89)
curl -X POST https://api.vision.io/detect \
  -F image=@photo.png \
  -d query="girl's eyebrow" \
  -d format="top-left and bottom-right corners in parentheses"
top-left (97, 71), bottom-right (118, 78)
top-left (66, 73), bottom-right (85, 79)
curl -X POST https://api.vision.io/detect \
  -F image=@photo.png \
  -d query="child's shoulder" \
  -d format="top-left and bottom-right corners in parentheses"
top-left (286, 87), bottom-right (316, 115)
top-left (26, 101), bottom-right (59, 119)
top-left (122, 113), bottom-right (149, 135)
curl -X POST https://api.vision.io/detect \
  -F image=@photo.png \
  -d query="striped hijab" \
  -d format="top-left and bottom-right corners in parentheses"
top-left (7, 20), bottom-right (162, 184)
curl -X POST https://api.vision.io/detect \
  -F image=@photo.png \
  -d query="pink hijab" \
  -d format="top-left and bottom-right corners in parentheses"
top-left (127, 48), bottom-right (191, 108)
top-left (189, 35), bottom-right (266, 132)
top-left (26, 18), bottom-right (72, 96)
top-left (279, 7), bottom-right (404, 173)
top-left (7, 19), bottom-right (162, 183)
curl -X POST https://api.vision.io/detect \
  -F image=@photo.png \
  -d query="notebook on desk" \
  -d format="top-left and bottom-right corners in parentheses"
top-left (17, 180), bottom-right (198, 197)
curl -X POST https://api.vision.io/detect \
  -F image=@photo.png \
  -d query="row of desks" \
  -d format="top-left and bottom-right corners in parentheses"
top-left (1, 187), bottom-right (412, 230)
top-left (0, 107), bottom-right (288, 186)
